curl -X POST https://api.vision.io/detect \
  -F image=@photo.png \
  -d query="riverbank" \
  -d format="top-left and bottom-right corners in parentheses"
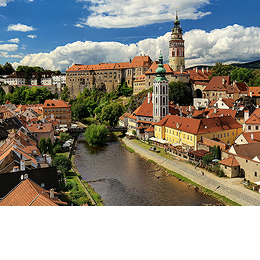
top-left (122, 137), bottom-right (260, 206)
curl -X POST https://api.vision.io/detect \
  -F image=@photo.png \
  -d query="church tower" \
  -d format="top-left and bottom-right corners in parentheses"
top-left (169, 11), bottom-right (185, 72)
top-left (153, 54), bottom-right (169, 123)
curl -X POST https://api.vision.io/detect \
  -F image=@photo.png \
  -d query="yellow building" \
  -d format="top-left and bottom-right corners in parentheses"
top-left (154, 115), bottom-right (243, 150)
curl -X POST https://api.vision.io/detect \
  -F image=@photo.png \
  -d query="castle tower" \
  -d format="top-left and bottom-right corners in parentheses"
top-left (169, 11), bottom-right (185, 72)
top-left (153, 54), bottom-right (169, 123)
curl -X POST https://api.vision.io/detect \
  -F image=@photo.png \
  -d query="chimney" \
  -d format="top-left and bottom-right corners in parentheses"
top-left (250, 91), bottom-right (252, 97)
top-left (180, 66), bottom-right (183, 74)
top-left (244, 110), bottom-right (249, 122)
top-left (251, 133), bottom-right (254, 140)
top-left (176, 123), bottom-right (180, 128)
top-left (51, 114), bottom-right (54, 120)
top-left (214, 107), bottom-right (217, 114)
top-left (206, 67), bottom-right (209, 73)
top-left (147, 92), bottom-right (151, 104)
top-left (202, 67), bottom-right (205, 74)
top-left (20, 160), bottom-right (25, 171)
top-left (189, 105), bottom-right (192, 112)
top-left (50, 188), bottom-right (54, 199)
top-left (13, 166), bottom-right (19, 172)
top-left (196, 67), bottom-right (198, 74)
top-left (222, 77), bottom-right (225, 85)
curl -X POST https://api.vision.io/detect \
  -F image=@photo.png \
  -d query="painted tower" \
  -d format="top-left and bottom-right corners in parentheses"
top-left (169, 11), bottom-right (185, 72)
top-left (153, 54), bottom-right (169, 123)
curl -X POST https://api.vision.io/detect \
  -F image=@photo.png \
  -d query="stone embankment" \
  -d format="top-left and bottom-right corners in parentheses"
top-left (123, 138), bottom-right (260, 206)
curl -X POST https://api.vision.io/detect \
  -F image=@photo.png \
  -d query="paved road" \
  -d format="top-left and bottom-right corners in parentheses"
top-left (123, 138), bottom-right (260, 206)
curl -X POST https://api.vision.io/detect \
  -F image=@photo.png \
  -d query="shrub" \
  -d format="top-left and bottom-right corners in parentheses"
top-left (84, 124), bottom-right (108, 146)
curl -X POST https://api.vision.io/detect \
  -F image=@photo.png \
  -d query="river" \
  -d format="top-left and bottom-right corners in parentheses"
top-left (74, 134), bottom-right (221, 206)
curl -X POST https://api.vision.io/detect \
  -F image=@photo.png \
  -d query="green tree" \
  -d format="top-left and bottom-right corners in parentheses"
top-left (3, 62), bottom-right (15, 75)
top-left (249, 69), bottom-right (260, 86)
top-left (100, 102), bottom-right (124, 126)
top-left (230, 67), bottom-right (253, 83)
top-left (117, 81), bottom-right (133, 96)
top-left (52, 155), bottom-right (72, 175)
top-left (61, 86), bottom-right (70, 101)
top-left (169, 81), bottom-right (193, 105)
top-left (46, 137), bottom-right (54, 156)
top-left (71, 102), bottom-right (90, 120)
top-left (84, 124), bottom-right (108, 146)
top-left (39, 137), bottom-right (47, 154)
top-left (0, 87), bottom-right (6, 105)
top-left (59, 132), bottom-right (71, 143)
top-left (211, 62), bottom-right (233, 77)
top-left (203, 153), bottom-right (215, 165)
top-left (216, 146), bottom-right (221, 160)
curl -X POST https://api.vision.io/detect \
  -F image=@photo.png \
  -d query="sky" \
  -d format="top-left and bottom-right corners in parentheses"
top-left (1, 0), bottom-right (260, 72)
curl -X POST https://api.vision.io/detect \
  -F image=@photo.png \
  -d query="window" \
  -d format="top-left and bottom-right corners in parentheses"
top-left (255, 172), bottom-right (257, 177)
top-left (227, 133), bottom-right (229, 137)
top-left (224, 133), bottom-right (226, 137)
top-left (256, 126), bottom-right (259, 131)
top-left (248, 126), bottom-right (251, 130)
top-left (213, 134), bottom-right (215, 138)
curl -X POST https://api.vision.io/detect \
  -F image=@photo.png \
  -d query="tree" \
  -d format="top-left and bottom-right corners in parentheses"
top-left (230, 67), bottom-right (253, 83)
top-left (203, 153), bottom-right (215, 165)
top-left (169, 81), bottom-right (193, 105)
top-left (210, 62), bottom-right (233, 77)
top-left (59, 132), bottom-right (71, 143)
top-left (249, 69), bottom-right (260, 86)
top-left (71, 102), bottom-right (90, 121)
top-left (100, 102), bottom-right (124, 126)
top-left (61, 86), bottom-right (70, 101)
top-left (216, 146), bottom-right (221, 160)
top-left (117, 81), bottom-right (133, 96)
top-left (3, 62), bottom-right (14, 75)
top-left (52, 155), bottom-right (72, 175)
top-left (84, 124), bottom-right (108, 146)
top-left (46, 137), bottom-right (54, 156)
top-left (39, 137), bottom-right (47, 154)
top-left (0, 87), bottom-right (6, 105)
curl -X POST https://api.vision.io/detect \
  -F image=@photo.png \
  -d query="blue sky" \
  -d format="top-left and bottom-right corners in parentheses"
top-left (1, 0), bottom-right (260, 72)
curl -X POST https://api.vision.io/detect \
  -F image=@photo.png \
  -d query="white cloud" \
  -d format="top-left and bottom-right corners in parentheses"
top-left (13, 24), bottom-right (260, 71)
top-left (8, 38), bottom-right (20, 43)
top-left (7, 23), bottom-right (36, 32)
top-left (27, 34), bottom-right (37, 39)
top-left (0, 44), bottom-right (18, 51)
top-left (77, 0), bottom-right (211, 28)
top-left (0, 0), bottom-right (13, 7)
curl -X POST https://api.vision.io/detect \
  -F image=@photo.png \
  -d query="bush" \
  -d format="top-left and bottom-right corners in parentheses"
top-left (84, 124), bottom-right (108, 146)
top-left (52, 155), bottom-right (72, 175)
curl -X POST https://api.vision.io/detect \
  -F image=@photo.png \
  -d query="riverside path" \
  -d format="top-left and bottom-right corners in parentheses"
top-left (123, 138), bottom-right (260, 206)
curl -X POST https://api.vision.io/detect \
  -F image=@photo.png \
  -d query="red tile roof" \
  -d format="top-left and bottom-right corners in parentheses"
top-left (186, 69), bottom-right (212, 82)
top-left (219, 156), bottom-right (240, 167)
top-left (204, 76), bottom-right (231, 91)
top-left (248, 87), bottom-right (260, 97)
top-left (42, 99), bottom-right (70, 108)
top-left (238, 132), bottom-right (260, 143)
top-left (0, 178), bottom-right (67, 206)
top-left (207, 109), bottom-right (236, 119)
top-left (135, 95), bottom-right (153, 117)
top-left (66, 55), bottom-right (153, 72)
top-left (145, 61), bottom-right (173, 75)
top-left (27, 123), bottom-right (53, 133)
top-left (245, 108), bottom-right (260, 124)
top-left (155, 114), bottom-right (242, 135)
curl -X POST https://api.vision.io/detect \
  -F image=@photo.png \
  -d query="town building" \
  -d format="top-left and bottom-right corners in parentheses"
top-left (66, 55), bottom-right (153, 98)
top-left (0, 177), bottom-right (67, 206)
top-left (248, 86), bottom-right (260, 105)
top-left (42, 99), bottom-right (71, 128)
top-left (4, 71), bottom-right (25, 86)
top-left (154, 115), bottom-right (243, 150)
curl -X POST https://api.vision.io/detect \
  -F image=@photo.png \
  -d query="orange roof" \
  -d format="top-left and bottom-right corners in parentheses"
top-left (248, 87), bottom-right (260, 97)
top-left (42, 99), bottom-right (70, 108)
top-left (145, 61), bottom-right (173, 75)
top-left (204, 76), bottom-right (231, 91)
top-left (208, 109), bottom-right (236, 118)
top-left (0, 178), bottom-right (67, 206)
top-left (238, 132), bottom-right (260, 143)
top-left (155, 114), bottom-right (242, 135)
top-left (119, 112), bottom-right (131, 121)
top-left (219, 156), bottom-right (240, 167)
top-left (145, 126), bottom-right (154, 132)
top-left (27, 123), bottom-right (53, 133)
top-left (135, 94), bottom-right (153, 117)
top-left (186, 69), bottom-right (212, 82)
top-left (134, 74), bottom-right (145, 82)
top-left (66, 55), bottom-right (153, 72)
top-left (245, 108), bottom-right (260, 124)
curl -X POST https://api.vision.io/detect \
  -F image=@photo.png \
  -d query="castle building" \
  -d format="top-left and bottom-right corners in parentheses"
top-left (169, 11), bottom-right (185, 72)
top-left (66, 55), bottom-right (153, 98)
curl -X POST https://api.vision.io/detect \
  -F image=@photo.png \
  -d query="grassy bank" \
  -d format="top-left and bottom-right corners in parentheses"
top-left (123, 138), bottom-right (241, 206)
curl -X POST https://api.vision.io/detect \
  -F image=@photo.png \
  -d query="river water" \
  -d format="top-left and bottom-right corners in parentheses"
top-left (74, 135), bottom-right (221, 206)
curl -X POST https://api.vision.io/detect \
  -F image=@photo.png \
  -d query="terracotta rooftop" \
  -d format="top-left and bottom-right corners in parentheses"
top-left (27, 123), bottom-right (53, 133)
top-left (186, 68), bottom-right (212, 82)
top-left (204, 76), bottom-right (231, 91)
top-left (66, 55), bottom-right (153, 72)
top-left (207, 109), bottom-right (236, 119)
top-left (248, 87), bottom-right (260, 97)
top-left (219, 156), bottom-right (240, 167)
top-left (155, 114), bottom-right (242, 135)
top-left (135, 94), bottom-right (153, 117)
top-left (245, 108), bottom-right (260, 124)
top-left (42, 99), bottom-right (70, 108)
top-left (0, 178), bottom-right (67, 206)
top-left (229, 142), bottom-right (260, 160)
top-left (145, 61), bottom-right (174, 75)
top-left (237, 132), bottom-right (260, 144)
